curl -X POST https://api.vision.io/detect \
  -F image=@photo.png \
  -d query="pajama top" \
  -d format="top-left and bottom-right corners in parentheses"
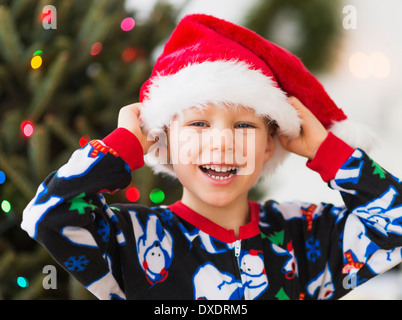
top-left (21, 128), bottom-right (402, 300)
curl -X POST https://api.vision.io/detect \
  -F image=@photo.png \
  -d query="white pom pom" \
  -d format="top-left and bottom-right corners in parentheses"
top-left (329, 119), bottom-right (377, 152)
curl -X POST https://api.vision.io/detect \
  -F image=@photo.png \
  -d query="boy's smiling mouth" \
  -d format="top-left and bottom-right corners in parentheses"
top-left (199, 164), bottom-right (239, 180)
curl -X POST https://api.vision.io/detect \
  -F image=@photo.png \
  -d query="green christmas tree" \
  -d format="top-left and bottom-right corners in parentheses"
top-left (0, 0), bottom-right (341, 299)
top-left (0, 0), bottom-right (184, 299)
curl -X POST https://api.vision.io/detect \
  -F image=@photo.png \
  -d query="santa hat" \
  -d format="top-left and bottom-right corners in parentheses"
top-left (139, 14), bottom-right (374, 178)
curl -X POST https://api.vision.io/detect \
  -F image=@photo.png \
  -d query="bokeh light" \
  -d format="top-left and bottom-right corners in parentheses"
top-left (121, 17), bottom-right (135, 31)
top-left (1, 200), bottom-right (11, 213)
top-left (90, 42), bottom-right (103, 56)
top-left (21, 121), bottom-right (34, 137)
top-left (121, 47), bottom-right (137, 63)
top-left (149, 188), bottom-right (165, 204)
top-left (31, 55), bottom-right (43, 69)
top-left (349, 52), bottom-right (391, 79)
top-left (41, 9), bottom-right (54, 24)
top-left (17, 276), bottom-right (29, 288)
top-left (370, 52), bottom-right (391, 79)
top-left (0, 171), bottom-right (5, 184)
top-left (126, 187), bottom-right (140, 202)
top-left (349, 52), bottom-right (370, 79)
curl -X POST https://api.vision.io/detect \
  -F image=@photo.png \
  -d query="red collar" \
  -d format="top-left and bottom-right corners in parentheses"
top-left (167, 200), bottom-right (261, 243)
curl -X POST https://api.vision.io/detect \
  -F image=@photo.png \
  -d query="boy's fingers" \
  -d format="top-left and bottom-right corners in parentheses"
top-left (287, 96), bottom-right (304, 112)
top-left (278, 133), bottom-right (292, 149)
top-left (117, 103), bottom-right (158, 154)
top-left (287, 97), bottom-right (313, 123)
top-left (281, 96), bottom-right (328, 159)
top-left (119, 103), bottom-right (145, 123)
top-left (287, 96), bottom-right (321, 135)
top-left (121, 103), bottom-right (142, 118)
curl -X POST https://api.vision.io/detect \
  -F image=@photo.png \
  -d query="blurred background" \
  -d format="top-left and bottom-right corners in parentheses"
top-left (0, 0), bottom-right (401, 299)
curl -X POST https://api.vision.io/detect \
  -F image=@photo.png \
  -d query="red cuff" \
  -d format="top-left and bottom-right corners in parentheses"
top-left (306, 132), bottom-right (355, 182)
top-left (102, 128), bottom-right (144, 171)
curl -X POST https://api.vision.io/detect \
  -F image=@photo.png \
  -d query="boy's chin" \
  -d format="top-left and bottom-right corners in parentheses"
top-left (199, 192), bottom-right (243, 208)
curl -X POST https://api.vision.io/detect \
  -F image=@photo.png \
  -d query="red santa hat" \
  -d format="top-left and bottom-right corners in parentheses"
top-left (139, 14), bottom-right (373, 178)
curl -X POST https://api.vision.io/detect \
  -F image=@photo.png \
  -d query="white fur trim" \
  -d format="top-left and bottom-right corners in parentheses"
top-left (329, 119), bottom-right (376, 152)
top-left (141, 60), bottom-right (301, 177)
top-left (141, 60), bottom-right (300, 136)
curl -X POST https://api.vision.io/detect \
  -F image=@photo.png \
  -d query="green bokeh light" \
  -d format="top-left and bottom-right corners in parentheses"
top-left (1, 200), bottom-right (11, 213)
top-left (149, 188), bottom-right (165, 204)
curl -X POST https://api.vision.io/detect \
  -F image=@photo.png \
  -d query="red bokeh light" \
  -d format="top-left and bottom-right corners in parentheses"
top-left (126, 187), bottom-right (140, 202)
top-left (21, 121), bottom-right (34, 137)
top-left (121, 47), bottom-right (137, 63)
top-left (90, 42), bottom-right (103, 56)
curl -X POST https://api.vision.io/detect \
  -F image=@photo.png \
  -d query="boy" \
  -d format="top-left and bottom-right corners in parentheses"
top-left (22, 14), bottom-right (402, 300)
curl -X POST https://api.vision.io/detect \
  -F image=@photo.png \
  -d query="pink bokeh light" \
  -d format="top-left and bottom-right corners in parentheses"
top-left (121, 17), bottom-right (135, 32)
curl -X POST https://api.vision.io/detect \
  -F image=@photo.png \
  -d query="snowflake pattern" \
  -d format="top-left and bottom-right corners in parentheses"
top-left (160, 208), bottom-right (174, 226)
top-left (306, 237), bottom-right (321, 262)
top-left (97, 218), bottom-right (110, 242)
top-left (64, 255), bottom-right (90, 271)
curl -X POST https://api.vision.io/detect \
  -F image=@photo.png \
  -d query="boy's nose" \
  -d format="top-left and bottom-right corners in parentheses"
top-left (205, 128), bottom-right (237, 165)
top-left (210, 128), bottom-right (234, 152)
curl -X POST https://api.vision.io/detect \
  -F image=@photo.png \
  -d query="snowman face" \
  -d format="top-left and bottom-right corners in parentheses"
top-left (145, 242), bottom-right (165, 273)
top-left (241, 254), bottom-right (264, 276)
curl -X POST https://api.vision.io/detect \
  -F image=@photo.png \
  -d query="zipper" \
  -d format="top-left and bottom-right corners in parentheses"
top-left (232, 239), bottom-right (244, 299)
top-left (234, 239), bottom-right (241, 258)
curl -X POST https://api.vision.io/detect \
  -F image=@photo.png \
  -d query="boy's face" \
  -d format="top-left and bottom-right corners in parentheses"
top-left (167, 104), bottom-right (275, 208)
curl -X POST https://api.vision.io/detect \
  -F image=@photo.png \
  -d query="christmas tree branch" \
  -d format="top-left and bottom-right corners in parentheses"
top-left (0, 151), bottom-right (36, 200)
top-left (0, 250), bottom-right (16, 280)
top-left (70, 0), bottom-right (117, 73)
top-left (45, 114), bottom-right (80, 151)
top-left (28, 124), bottom-right (49, 182)
top-left (28, 51), bottom-right (69, 122)
top-left (0, 5), bottom-right (23, 65)
top-left (10, 0), bottom-right (32, 19)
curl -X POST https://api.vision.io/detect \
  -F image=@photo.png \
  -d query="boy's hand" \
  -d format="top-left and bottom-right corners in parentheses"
top-left (279, 97), bottom-right (328, 161)
top-left (118, 103), bottom-right (155, 154)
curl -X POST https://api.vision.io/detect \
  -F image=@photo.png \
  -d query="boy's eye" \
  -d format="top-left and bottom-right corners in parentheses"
top-left (235, 123), bottom-right (256, 129)
top-left (189, 121), bottom-right (207, 127)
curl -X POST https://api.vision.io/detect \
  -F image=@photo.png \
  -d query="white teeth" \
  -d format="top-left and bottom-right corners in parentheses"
top-left (200, 164), bottom-right (237, 180)
top-left (208, 173), bottom-right (235, 180)
top-left (201, 165), bottom-right (238, 172)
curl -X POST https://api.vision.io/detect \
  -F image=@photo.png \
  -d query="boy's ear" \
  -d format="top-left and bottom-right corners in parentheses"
top-left (165, 126), bottom-right (171, 161)
top-left (263, 133), bottom-right (275, 163)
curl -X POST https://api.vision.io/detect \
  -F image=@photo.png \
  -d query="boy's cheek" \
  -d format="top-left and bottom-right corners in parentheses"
top-left (233, 132), bottom-right (257, 176)
top-left (235, 154), bottom-right (256, 176)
